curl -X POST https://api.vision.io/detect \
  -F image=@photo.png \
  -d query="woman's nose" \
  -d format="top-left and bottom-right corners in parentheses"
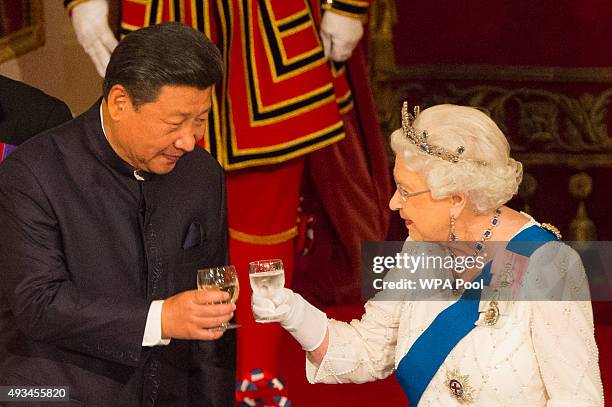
top-left (389, 190), bottom-right (401, 211)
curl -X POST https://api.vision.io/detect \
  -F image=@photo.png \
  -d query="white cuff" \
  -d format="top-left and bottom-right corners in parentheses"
top-left (142, 300), bottom-right (171, 346)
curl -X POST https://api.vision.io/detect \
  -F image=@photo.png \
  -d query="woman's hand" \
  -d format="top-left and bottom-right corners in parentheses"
top-left (252, 288), bottom-right (328, 352)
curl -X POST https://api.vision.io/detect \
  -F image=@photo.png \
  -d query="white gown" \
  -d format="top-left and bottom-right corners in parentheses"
top-left (306, 220), bottom-right (604, 406)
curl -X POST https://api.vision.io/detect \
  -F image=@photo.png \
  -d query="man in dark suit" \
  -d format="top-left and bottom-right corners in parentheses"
top-left (0, 74), bottom-right (72, 146)
top-left (0, 23), bottom-right (236, 406)
top-left (0, 75), bottom-right (73, 162)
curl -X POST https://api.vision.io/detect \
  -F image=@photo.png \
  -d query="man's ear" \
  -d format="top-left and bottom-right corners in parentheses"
top-left (106, 85), bottom-right (133, 120)
top-left (449, 193), bottom-right (467, 218)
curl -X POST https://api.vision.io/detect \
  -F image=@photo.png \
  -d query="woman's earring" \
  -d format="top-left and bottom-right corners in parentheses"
top-left (449, 215), bottom-right (457, 241)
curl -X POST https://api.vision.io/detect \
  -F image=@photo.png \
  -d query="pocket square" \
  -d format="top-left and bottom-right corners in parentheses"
top-left (182, 221), bottom-right (203, 250)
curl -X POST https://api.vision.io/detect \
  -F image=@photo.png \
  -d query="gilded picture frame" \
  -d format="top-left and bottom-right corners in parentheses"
top-left (0, 0), bottom-right (44, 63)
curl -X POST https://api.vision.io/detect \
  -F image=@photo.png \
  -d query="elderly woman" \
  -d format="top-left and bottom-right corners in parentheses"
top-left (252, 104), bottom-right (603, 406)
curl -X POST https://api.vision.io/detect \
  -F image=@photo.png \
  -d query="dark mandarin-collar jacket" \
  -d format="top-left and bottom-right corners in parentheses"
top-left (0, 101), bottom-right (235, 406)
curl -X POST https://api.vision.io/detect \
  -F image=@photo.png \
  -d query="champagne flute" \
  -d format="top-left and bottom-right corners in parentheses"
top-left (197, 265), bottom-right (240, 330)
top-left (249, 259), bottom-right (285, 323)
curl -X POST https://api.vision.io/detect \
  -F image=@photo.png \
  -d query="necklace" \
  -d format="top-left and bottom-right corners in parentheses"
top-left (473, 207), bottom-right (502, 257)
top-left (449, 207), bottom-right (502, 295)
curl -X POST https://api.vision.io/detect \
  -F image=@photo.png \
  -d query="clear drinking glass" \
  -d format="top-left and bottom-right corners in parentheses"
top-left (197, 265), bottom-right (240, 329)
top-left (249, 259), bottom-right (285, 323)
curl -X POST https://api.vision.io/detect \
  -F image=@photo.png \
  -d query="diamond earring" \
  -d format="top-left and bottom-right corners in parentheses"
top-left (449, 215), bottom-right (457, 241)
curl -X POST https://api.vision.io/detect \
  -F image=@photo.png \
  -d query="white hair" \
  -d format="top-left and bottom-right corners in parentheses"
top-left (390, 104), bottom-right (522, 213)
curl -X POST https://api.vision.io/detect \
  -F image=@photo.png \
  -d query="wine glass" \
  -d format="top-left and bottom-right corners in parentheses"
top-left (197, 265), bottom-right (240, 330)
top-left (249, 259), bottom-right (285, 323)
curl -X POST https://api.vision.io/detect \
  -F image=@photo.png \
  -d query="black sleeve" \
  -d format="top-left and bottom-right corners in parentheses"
top-left (0, 76), bottom-right (73, 146)
top-left (189, 167), bottom-right (236, 406)
top-left (43, 97), bottom-right (73, 131)
top-left (0, 157), bottom-right (151, 367)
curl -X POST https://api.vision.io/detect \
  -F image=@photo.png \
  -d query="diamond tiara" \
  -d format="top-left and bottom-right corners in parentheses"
top-left (401, 102), bottom-right (488, 166)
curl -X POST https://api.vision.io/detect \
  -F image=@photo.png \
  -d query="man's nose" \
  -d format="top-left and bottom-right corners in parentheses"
top-left (174, 125), bottom-right (197, 152)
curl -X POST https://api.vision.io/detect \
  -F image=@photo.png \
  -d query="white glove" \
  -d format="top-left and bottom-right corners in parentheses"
top-left (319, 10), bottom-right (364, 62)
top-left (252, 288), bottom-right (328, 352)
top-left (71, 0), bottom-right (118, 77)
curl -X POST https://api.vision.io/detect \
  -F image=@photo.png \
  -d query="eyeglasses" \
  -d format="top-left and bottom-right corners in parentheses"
top-left (396, 184), bottom-right (430, 202)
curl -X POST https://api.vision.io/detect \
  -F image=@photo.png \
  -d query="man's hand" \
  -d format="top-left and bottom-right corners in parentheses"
top-left (70, 0), bottom-right (118, 77)
top-left (161, 289), bottom-right (236, 341)
top-left (319, 10), bottom-right (364, 62)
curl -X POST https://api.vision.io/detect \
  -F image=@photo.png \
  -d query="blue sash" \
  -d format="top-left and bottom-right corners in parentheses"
top-left (395, 225), bottom-right (558, 406)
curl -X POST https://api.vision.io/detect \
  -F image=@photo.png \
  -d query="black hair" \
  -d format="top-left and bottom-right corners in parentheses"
top-left (102, 22), bottom-right (223, 109)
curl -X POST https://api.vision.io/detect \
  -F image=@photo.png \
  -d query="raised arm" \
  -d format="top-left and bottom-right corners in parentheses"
top-left (252, 287), bottom-right (403, 384)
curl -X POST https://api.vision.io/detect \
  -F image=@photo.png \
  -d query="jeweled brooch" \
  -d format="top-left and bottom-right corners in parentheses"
top-left (446, 369), bottom-right (476, 404)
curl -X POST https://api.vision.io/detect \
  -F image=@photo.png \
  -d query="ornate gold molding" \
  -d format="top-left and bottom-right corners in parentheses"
top-left (376, 83), bottom-right (612, 168)
top-left (367, 4), bottom-right (612, 169)
top-left (391, 64), bottom-right (612, 83)
top-left (518, 172), bottom-right (537, 214)
top-left (568, 173), bottom-right (597, 240)
top-left (367, 1), bottom-right (611, 240)
top-left (0, 0), bottom-right (45, 63)
top-left (368, 0), bottom-right (397, 135)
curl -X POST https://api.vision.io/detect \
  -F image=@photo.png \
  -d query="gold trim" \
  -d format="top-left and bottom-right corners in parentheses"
top-left (540, 223), bottom-right (562, 239)
top-left (321, 5), bottom-right (368, 23)
top-left (279, 21), bottom-right (312, 38)
top-left (229, 226), bottom-right (298, 244)
top-left (257, 11), bottom-right (326, 83)
top-left (339, 99), bottom-right (354, 114)
top-left (169, 0), bottom-right (175, 20)
top-left (224, 131), bottom-right (345, 170)
top-left (331, 62), bottom-right (346, 78)
top-left (387, 64), bottom-right (612, 84)
top-left (246, 87), bottom-right (336, 127)
top-left (275, 9), bottom-right (309, 26)
top-left (215, 0), bottom-right (230, 167)
top-left (190, 0), bottom-right (198, 29)
top-left (202, 0), bottom-right (211, 37)
top-left (205, 86), bottom-right (223, 155)
top-left (66, 0), bottom-right (90, 13)
top-left (120, 21), bottom-right (143, 31)
top-left (214, 0), bottom-right (346, 169)
top-left (0, 0), bottom-right (45, 63)
top-left (238, 0), bottom-right (334, 126)
top-left (200, 1), bottom-right (222, 161)
top-left (515, 153), bottom-right (612, 169)
top-left (231, 120), bottom-right (344, 155)
top-left (179, 0), bottom-right (185, 23)
top-left (155, 0), bottom-right (164, 23)
top-left (144, 0), bottom-right (152, 27)
top-left (336, 89), bottom-right (351, 105)
top-left (336, 88), bottom-right (354, 114)
top-left (257, 0), bottom-right (326, 82)
top-left (336, 0), bottom-right (369, 7)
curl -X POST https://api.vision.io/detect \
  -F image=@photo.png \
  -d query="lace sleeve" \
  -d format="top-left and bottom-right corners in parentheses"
top-left (306, 299), bottom-right (403, 384)
top-left (527, 243), bottom-right (604, 406)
